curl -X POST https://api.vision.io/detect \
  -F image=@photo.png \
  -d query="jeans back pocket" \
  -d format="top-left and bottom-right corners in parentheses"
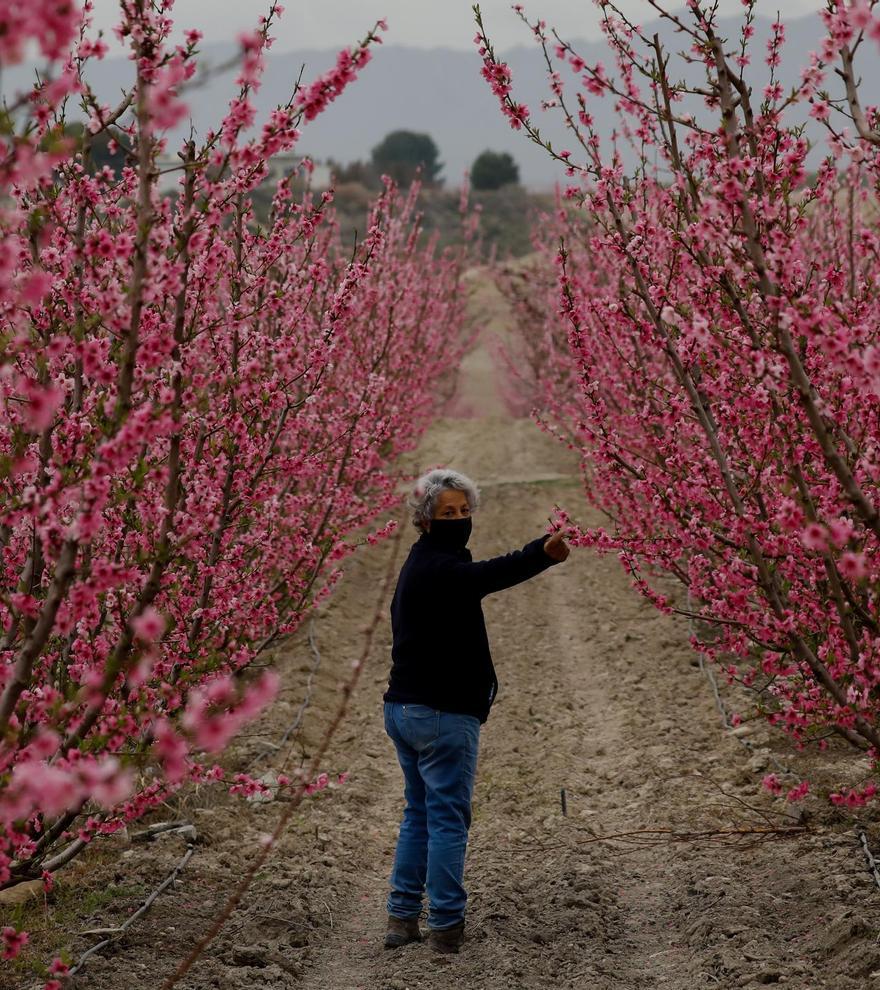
top-left (401, 704), bottom-right (440, 749)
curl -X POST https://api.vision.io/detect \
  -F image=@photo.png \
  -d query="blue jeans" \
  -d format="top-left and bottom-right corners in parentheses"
top-left (384, 701), bottom-right (481, 930)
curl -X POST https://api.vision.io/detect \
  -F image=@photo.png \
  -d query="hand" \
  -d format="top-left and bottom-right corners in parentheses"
top-left (543, 530), bottom-right (570, 562)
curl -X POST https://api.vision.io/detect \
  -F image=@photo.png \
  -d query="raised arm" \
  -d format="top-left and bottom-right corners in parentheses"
top-left (434, 535), bottom-right (565, 598)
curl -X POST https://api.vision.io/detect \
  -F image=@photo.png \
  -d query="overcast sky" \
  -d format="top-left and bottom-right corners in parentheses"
top-left (91, 1), bottom-right (825, 53)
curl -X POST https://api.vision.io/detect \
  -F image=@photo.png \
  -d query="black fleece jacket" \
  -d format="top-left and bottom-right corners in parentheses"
top-left (383, 532), bottom-right (559, 723)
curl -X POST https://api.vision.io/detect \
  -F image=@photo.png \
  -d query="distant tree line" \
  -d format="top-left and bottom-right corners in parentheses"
top-left (58, 121), bottom-right (521, 194)
top-left (330, 129), bottom-right (519, 191)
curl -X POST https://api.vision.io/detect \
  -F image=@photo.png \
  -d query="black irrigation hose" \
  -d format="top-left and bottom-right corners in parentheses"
top-left (66, 823), bottom-right (197, 980)
top-left (858, 829), bottom-right (880, 893)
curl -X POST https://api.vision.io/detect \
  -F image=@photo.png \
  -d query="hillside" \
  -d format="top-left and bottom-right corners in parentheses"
top-left (6, 12), bottom-right (878, 188)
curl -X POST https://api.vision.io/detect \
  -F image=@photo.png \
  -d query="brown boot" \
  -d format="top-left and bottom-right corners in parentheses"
top-left (384, 914), bottom-right (422, 949)
top-left (427, 921), bottom-right (465, 954)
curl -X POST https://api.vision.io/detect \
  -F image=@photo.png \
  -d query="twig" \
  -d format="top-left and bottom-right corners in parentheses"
top-left (246, 910), bottom-right (313, 930)
top-left (66, 824), bottom-right (197, 979)
top-left (160, 524), bottom-right (405, 989)
top-left (698, 772), bottom-right (802, 825)
top-left (508, 824), bottom-right (808, 850)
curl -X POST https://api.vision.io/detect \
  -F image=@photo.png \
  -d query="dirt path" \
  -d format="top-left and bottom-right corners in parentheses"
top-left (33, 279), bottom-right (880, 990)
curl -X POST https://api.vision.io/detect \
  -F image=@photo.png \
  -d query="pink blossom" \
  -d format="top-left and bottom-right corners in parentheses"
top-left (850, 2), bottom-right (873, 30)
top-left (10, 593), bottom-right (39, 619)
top-left (827, 517), bottom-right (855, 547)
top-left (8, 761), bottom-right (80, 820)
top-left (762, 773), bottom-right (783, 796)
top-left (505, 102), bottom-right (530, 130)
top-left (304, 771), bottom-right (332, 796)
top-left (775, 498), bottom-right (804, 532)
top-left (147, 55), bottom-right (192, 131)
top-left (153, 720), bottom-right (189, 783)
top-left (786, 780), bottom-right (809, 802)
top-left (2, 926), bottom-right (28, 961)
top-left (236, 670), bottom-right (280, 720)
top-left (0, 0), bottom-right (79, 62)
top-left (20, 270), bottom-right (52, 304)
top-left (801, 523), bottom-right (828, 552)
top-left (20, 379), bottom-right (64, 432)
top-left (84, 757), bottom-right (134, 809)
top-left (131, 607), bottom-right (165, 643)
top-left (839, 552), bottom-right (867, 580)
top-left (830, 784), bottom-right (878, 807)
top-left (295, 44), bottom-right (373, 123)
top-left (228, 772), bottom-right (270, 797)
top-left (189, 715), bottom-right (238, 755)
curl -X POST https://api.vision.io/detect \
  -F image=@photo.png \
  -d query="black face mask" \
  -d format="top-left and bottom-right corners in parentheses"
top-left (426, 517), bottom-right (472, 550)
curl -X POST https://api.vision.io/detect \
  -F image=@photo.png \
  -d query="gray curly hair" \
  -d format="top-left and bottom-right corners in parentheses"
top-left (407, 468), bottom-right (480, 531)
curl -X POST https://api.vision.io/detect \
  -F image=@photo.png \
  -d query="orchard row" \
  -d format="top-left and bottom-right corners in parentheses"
top-left (481, 0), bottom-right (880, 808)
top-left (0, 0), bottom-right (475, 927)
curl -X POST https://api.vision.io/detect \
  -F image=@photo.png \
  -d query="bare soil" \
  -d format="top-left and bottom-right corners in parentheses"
top-left (12, 278), bottom-right (880, 990)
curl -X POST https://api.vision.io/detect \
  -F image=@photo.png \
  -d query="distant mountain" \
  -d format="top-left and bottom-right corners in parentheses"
top-left (6, 12), bottom-right (876, 188)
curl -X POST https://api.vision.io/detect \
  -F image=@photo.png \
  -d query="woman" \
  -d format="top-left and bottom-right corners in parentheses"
top-left (382, 468), bottom-right (570, 953)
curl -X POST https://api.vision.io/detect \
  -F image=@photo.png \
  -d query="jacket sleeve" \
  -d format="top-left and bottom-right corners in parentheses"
top-left (433, 536), bottom-right (559, 599)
